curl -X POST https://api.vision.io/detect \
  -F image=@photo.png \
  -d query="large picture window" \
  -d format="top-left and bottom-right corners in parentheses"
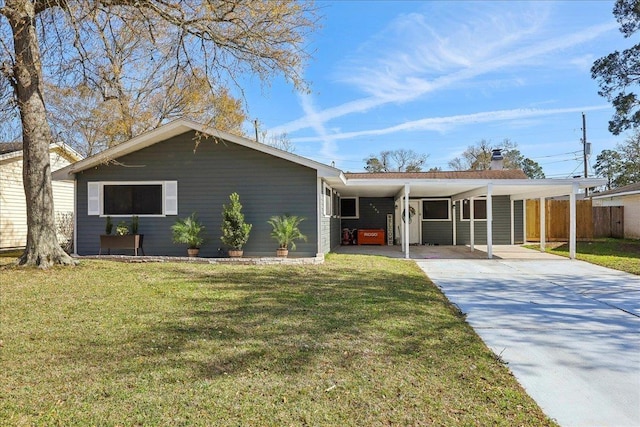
top-left (88, 181), bottom-right (177, 216)
top-left (104, 184), bottom-right (163, 215)
top-left (340, 197), bottom-right (359, 219)
top-left (461, 198), bottom-right (487, 220)
top-left (422, 199), bottom-right (450, 221)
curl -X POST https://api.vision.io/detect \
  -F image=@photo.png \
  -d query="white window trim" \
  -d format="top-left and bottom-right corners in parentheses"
top-left (421, 198), bottom-right (451, 222)
top-left (332, 189), bottom-right (340, 218)
top-left (460, 197), bottom-right (488, 222)
top-left (89, 181), bottom-right (178, 217)
top-left (322, 182), bottom-right (332, 218)
top-left (340, 196), bottom-right (359, 219)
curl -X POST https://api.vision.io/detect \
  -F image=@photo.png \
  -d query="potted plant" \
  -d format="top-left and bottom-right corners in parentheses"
top-left (171, 213), bottom-right (206, 257)
top-left (220, 193), bottom-right (252, 257)
top-left (267, 214), bottom-right (307, 257)
top-left (116, 220), bottom-right (130, 236)
top-left (100, 217), bottom-right (144, 256)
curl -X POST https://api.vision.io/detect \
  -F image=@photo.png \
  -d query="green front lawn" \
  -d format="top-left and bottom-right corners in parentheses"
top-left (529, 238), bottom-right (640, 275)
top-left (0, 255), bottom-right (555, 426)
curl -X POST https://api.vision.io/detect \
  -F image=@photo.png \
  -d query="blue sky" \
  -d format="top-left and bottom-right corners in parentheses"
top-left (242, 0), bottom-right (630, 178)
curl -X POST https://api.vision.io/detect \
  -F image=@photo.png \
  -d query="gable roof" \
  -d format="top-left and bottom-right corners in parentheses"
top-left (345, 170), bottom-right (528, 180)
top-left (0, 142), bottom-right (83, 165)
top-left (52, 118), bottom-right (344, 181)
top-left (591, 182), bottom-right (640, 199)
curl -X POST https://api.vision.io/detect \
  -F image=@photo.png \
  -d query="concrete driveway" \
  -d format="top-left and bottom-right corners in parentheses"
top-left (417, 256), bottom-right (640, 427)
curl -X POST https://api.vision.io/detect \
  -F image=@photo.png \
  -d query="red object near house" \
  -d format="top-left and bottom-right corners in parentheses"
top-left (357, 229), bottom-right (385, 245)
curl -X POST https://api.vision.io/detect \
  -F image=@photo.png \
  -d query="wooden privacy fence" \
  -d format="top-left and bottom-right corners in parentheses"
top-left (592, 206), bottom-right (624, 238)
top-left (526, 199), bottom-right (593, 241)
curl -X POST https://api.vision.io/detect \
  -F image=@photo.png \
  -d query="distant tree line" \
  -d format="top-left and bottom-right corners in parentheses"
top-left (364, 139), bottom-right (545, 179)
top-left (594, 130), bottom-right (640, 189)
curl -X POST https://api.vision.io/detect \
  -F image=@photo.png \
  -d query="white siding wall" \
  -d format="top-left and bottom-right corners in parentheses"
top-left (623, 195), bottom-right (640, 239)
top-left (0, 151), bottom-right (75, 249)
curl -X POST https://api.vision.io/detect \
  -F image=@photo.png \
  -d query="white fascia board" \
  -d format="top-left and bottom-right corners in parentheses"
top-left (592, 190), bottom-right (640, 199)
top-left (509, 178), bottom-right (606, 200)
top-left (51, 142), bottom-right (83, 162)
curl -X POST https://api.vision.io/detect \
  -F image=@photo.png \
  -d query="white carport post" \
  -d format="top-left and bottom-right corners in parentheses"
top-left (510, 198), bottom-right (515, 245)
top-left (539, 197), bottom-right (546, 252)
top-left (404, 183), bottom-right (411, 259)
top-left (522, 199), bottom-right (527, 243)
top-left (486, 184), bottom-right (493, 259)
top-left (569, 182), bottom-right (578, 260)
top-left (469, 198), bottom-right (475, 252)
top-left (452, 203), bottom-right (457, 246)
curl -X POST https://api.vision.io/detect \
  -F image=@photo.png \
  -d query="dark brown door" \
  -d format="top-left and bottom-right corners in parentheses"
top-left (611, 206), bottom-right (624, 239)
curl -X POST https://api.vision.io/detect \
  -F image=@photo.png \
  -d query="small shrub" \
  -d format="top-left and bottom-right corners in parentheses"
top-left (220, 193), bottom-right (252, 250)
top-left (56, 212), bottom-right (74, 254)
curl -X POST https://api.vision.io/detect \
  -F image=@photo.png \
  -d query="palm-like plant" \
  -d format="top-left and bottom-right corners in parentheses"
top-left (268, 215), bottom-right (307, 250)
top-left (171, 213), bottom-right (206, 249)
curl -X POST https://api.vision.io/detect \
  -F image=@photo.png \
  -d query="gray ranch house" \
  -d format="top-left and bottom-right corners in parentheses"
top-left (53, 119), bottom-right (604, 259)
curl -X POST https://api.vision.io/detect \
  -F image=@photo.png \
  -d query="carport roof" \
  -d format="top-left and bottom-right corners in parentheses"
top-left (325, 171), bottom-right (605, 200)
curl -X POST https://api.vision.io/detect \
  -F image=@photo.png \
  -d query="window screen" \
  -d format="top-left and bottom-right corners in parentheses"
top-left (422, 199), bottom-right (450, 220)
top-left (340, 198), bottom-right (358, 218)
top-left (104, 184), bottom-right (163, 215)
top-left (462, 199), bottom-right (487, 220)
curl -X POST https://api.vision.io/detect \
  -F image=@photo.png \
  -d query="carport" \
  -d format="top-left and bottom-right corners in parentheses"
top-left (327, 171), bottom-right (604, 260)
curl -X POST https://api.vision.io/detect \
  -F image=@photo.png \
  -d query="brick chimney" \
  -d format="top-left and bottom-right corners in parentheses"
top-left (490, 149), bottom-right (504, 170)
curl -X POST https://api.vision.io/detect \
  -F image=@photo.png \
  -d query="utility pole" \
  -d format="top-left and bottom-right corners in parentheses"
top-left (582, 112), bottom-right (590, 196)
top-left (254, 119), bottom-right (259, 143)
top-left (582, 113), bottom-right (588, 179)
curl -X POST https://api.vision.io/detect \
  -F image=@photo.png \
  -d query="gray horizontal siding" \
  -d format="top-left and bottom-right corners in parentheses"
top-left (76, 131), bottom-right (319, 257)
top-left (341, 197), bottom-right (394, 232)
top-left (422, 221), bottom-right (453, 245)
top-left (514, 200), bottom-right (524, 244)
top-left (455, 196), bottom-right (514, 245)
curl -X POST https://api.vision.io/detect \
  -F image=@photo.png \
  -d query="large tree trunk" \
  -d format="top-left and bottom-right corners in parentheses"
top-left (7, 1), bottom-right (75, 267)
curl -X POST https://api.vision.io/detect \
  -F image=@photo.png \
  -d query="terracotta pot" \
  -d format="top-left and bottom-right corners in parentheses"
top-left (228, 249), bottom-right (244, 258)
top-left (276, 248), bottom-right (289, 258)
top-left (187, 248), bottom-right (200, 257)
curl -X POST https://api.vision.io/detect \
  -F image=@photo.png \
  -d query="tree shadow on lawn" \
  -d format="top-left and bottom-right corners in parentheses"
top-left (107, 263), bottom-right (478, 380)
top-left (554, 240), bottom-right (640, 258)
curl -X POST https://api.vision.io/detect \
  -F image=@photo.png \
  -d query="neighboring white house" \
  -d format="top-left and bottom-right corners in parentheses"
top-left (0, 142), bottom-right (82, 249)
top-left (591, 182), bottom-right (640, 239)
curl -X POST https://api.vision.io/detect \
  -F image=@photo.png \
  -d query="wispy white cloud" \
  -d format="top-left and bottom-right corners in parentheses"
top-left (298, 93), bottom-right (339, 162)
top-left (290, 105), bottom-right (610, 143)
top-left (269, 5), bottom-right (617, 137)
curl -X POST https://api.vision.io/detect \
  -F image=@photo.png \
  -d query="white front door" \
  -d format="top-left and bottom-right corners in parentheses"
top-left (408, 200), bottom-right (421, 244)
top-left (398, 200), bottom-right (421, 245)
